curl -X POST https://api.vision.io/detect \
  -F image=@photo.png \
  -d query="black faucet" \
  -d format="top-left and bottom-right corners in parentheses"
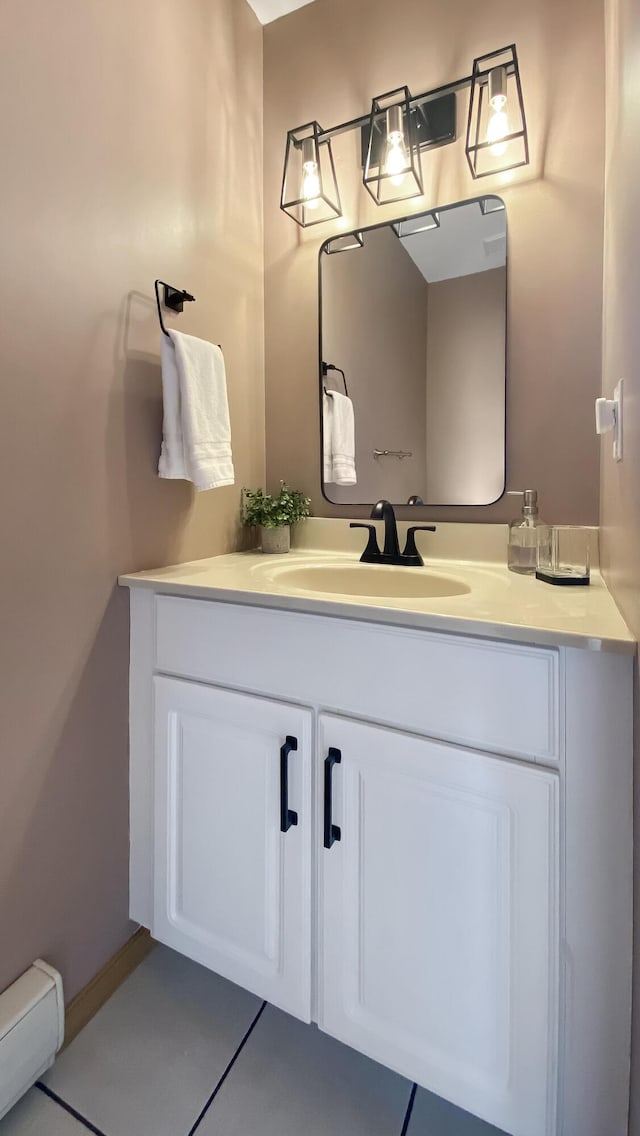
top-left (372, 499), bottom-right (401, 560)
top-left (350, 500), bottom-right (436, 567)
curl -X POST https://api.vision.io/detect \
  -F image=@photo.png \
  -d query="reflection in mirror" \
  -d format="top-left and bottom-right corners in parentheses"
top-left (320, 196), bottom-right (507, 506)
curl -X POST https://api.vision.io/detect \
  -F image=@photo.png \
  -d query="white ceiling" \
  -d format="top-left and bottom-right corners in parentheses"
top-left (247, 0), bottom-right (316, 24)
top-left (400, 200), bottom-right (507, 283)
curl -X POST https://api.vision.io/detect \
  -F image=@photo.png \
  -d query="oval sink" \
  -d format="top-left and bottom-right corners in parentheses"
top-left (271, 563), bottom-right (470, 599)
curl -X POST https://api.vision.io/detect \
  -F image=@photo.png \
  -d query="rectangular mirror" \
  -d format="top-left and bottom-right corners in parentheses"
top-left (320, 196), bottom-right (507, 506)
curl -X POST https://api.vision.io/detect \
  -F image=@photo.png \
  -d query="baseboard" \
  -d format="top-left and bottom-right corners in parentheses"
top-left (63, 928), bottom-right (154, 1050)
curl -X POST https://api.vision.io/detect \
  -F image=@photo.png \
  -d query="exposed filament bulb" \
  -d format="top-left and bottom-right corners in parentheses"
top-left (384, 105), bottom-right (409, 187)
top-left (487, 66), bottom-right (509, 157)
top-left (301, 137), bottom-right (320, 209)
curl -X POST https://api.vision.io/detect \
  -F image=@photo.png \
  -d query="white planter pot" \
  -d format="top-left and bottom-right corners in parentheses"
top-left (260, 526), bottom-right (290, 554)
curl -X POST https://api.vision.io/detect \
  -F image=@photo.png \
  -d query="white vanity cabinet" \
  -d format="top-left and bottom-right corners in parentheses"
top-left (318, 715), bottom-right (558, 1136)
top-left (126, 589), bottom-right (633, 1136)
top-left (153, 677), bottom-right (313, 1019)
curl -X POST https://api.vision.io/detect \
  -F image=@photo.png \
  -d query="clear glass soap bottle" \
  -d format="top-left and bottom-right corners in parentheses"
top-left (507, 489), bottom-right (549, 575)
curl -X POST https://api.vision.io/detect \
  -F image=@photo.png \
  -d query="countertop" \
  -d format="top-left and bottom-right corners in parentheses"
top-left (119, 547), bottom-right (636, 655)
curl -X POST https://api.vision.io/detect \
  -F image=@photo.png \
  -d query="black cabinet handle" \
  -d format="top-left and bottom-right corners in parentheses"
top-left (323, 747), bottom-right (341, 849)
top-left (280, 736), bottom-right (298, 833)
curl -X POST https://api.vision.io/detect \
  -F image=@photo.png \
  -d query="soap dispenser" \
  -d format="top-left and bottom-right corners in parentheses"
top-left (507, 490), bottom-right (548, 574)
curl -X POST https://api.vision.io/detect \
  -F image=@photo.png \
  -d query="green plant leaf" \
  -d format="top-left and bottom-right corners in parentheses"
top-left (241, 482), bottom-right (311, 528)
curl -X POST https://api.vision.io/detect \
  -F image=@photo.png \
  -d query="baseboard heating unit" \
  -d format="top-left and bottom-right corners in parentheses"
top-left (0, 960), bottom-right (64, 1120)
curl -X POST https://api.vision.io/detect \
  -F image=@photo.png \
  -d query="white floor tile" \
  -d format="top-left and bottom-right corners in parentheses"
top-left (0, 1089), bottom-right (89, 1135)
top-left (405, 1086), bottom-right (508, 1135)
top-left (42, 945), bottom-right (261, 1136)
top-left (197, 1003), bottom-right (412, 1136)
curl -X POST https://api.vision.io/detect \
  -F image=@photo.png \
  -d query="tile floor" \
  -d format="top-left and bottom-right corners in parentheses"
top-left (0, 946), bottom-right (506, 1135)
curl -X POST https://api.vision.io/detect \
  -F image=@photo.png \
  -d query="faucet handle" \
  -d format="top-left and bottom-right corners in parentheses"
top-left (402, 525), bottom-right (436, 566)
top-left (350, 522), bottom-right (382, 563)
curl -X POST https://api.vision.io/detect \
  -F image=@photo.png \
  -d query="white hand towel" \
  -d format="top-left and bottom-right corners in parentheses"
top-left (158, 330), bottom-right (234, 491)
top-left (323, 390), bottom-right (357, 485)
top-left (322, 390), bottom-right (334, 485)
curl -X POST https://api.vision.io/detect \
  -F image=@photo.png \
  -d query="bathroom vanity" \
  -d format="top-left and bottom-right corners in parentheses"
top-left (120, 535), bottom-right (634, 1136)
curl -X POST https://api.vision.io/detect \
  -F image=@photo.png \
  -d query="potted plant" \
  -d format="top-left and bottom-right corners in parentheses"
top-left (242, 482), bottom-right (311, 554)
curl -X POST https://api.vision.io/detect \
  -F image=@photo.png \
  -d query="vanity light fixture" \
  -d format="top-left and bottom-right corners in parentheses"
top-left (363, 88), bottom-right (424, 206)
top-left (392, 211), bottom-right (440, 237)
top-left (479, 196), bottom-right (506, 215)
top-left (280, 121), bottom-right (342, 228)
top-left (278, 44), bottom-right (529, 227)
top-left (324, 231), bottom-right (364, 254)
top-left (465, 45), bottom-right (529, 178)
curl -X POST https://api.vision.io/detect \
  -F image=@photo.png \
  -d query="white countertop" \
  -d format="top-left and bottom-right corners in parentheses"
top-left (119, 544), bottom-right (636, 656)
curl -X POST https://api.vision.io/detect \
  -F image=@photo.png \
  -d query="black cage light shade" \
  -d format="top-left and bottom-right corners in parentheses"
top-left (280, 121), bottom-right (342, 228)
top-left (363, 87), bottom-right (424, 206)
top-left (465, 45), bottom-right (529, 178)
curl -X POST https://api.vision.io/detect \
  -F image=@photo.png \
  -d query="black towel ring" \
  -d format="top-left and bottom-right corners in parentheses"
top-left (154, 279), bottom-right (195, 337)
top-left (322, 361), bottom-right (349, 398)
top-left (154, 279), bottom-right (223, 351)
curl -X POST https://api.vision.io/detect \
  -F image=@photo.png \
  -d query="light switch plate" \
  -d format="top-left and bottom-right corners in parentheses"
top-left (595, 378), bottom-right (623, 461)
top-left (613, 378), bottom-right (624, 462)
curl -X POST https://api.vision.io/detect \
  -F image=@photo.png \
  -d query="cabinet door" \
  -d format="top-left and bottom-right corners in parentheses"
top-left (318, 714), bottom-right (559, 1136)
top-left (153, 676), bottom-right (312, 1020)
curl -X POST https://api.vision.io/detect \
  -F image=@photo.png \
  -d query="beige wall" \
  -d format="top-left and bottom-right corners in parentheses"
top-left (0, 0), bottom-right (264, 1000)
top-left (426, 268), bottom-right (506, 504)
top-left (601, 0), bottom-right (640, 1129)
top-left (322, 226), bottom-right (428, 503)
top-left (263, 0), bottom-right (605, 524)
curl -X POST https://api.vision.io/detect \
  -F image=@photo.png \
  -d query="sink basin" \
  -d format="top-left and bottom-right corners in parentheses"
top-left (270, 563), bottom-right (471, 599)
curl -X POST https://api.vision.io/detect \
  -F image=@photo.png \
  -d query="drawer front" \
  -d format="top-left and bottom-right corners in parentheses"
top-left (154, 596), bottom-right (560, 763)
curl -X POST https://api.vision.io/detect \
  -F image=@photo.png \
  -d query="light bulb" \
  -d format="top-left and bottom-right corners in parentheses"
top-left (302, 160), bottom-right (320, 208)
top-left (301, 137), bottom-right (320, 210)
top-left (487, 66), bottom-right (509, 158)
top-left (487, 109), bottom-right (509, 157)
top-left (384, 105), bottom-right (409, 187)
top-left (385, 134), bottom-right (409, 186)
